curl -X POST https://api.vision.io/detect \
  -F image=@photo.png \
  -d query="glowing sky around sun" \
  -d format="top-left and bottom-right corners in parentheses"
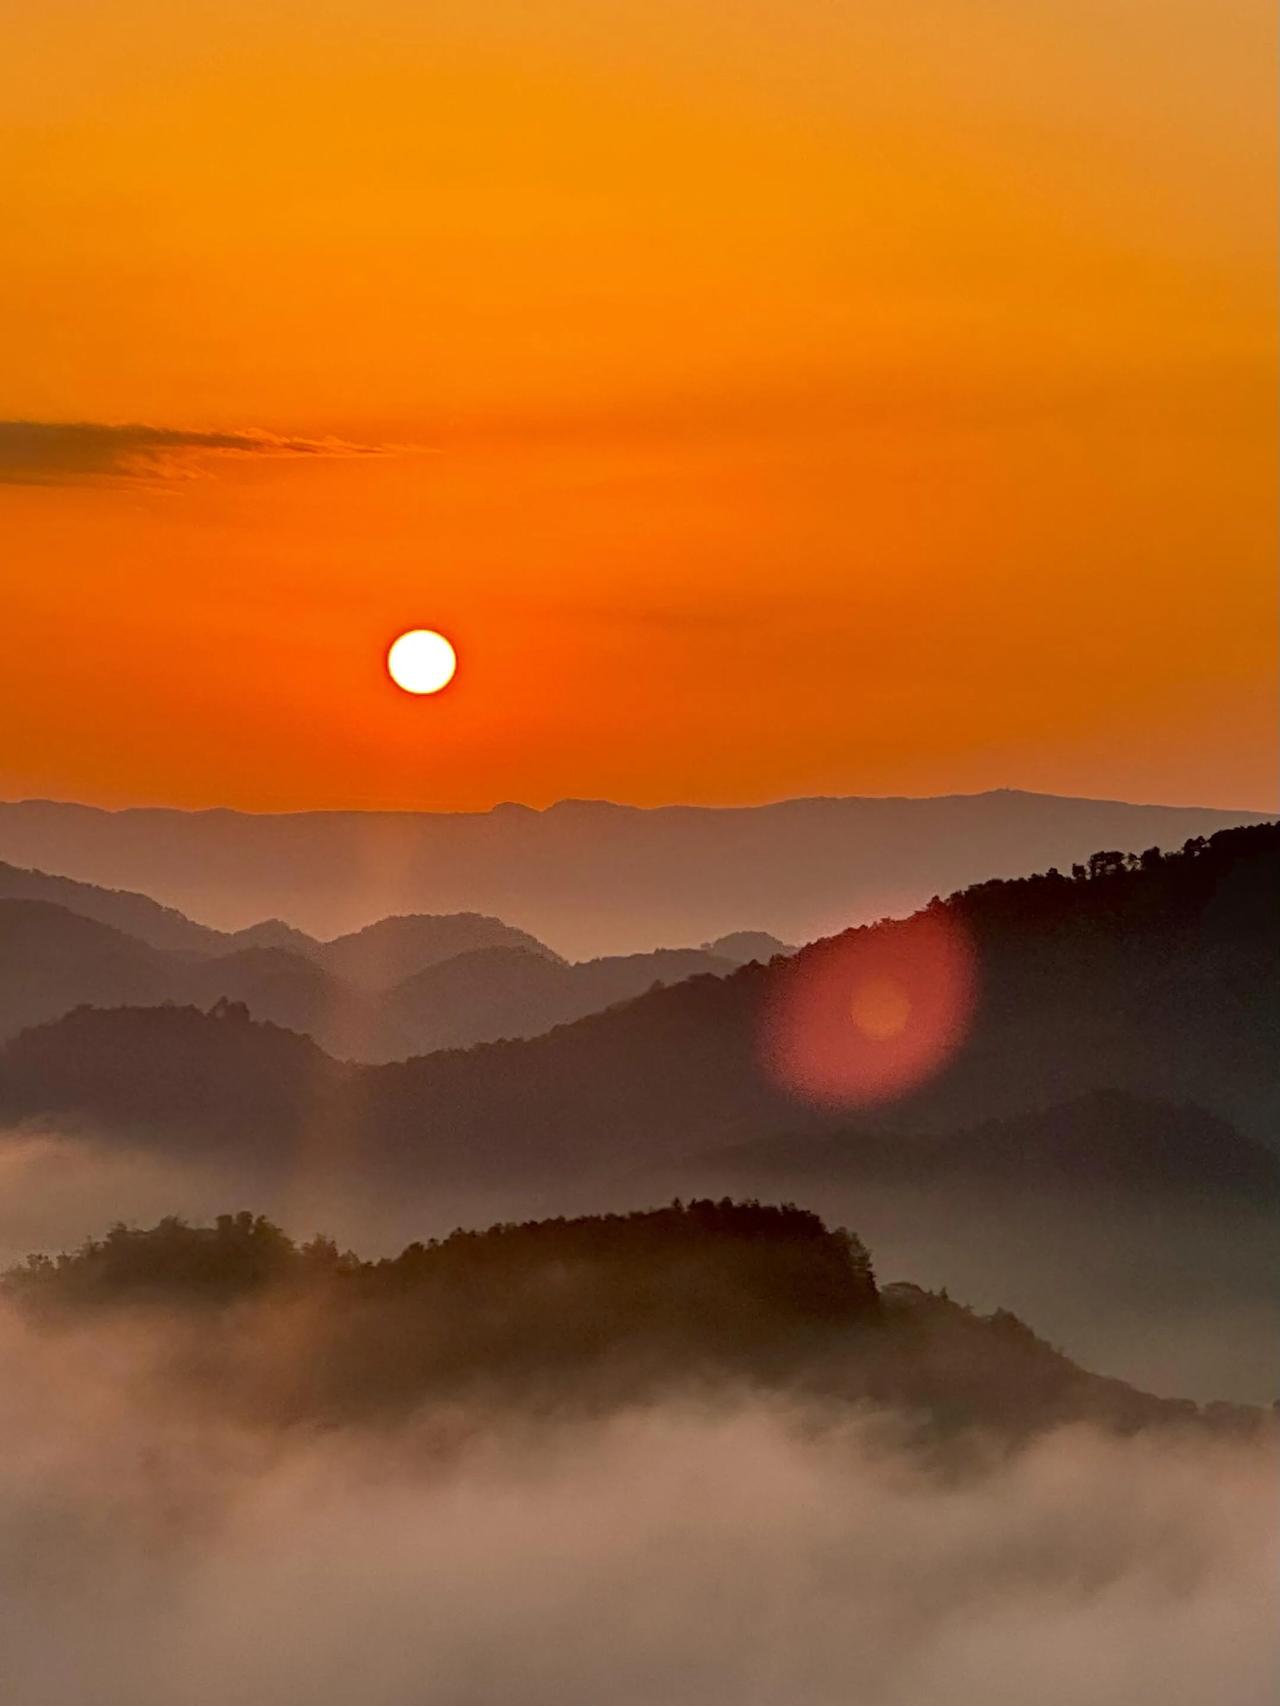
top-left (1, 0), bottom-right (1274, 811)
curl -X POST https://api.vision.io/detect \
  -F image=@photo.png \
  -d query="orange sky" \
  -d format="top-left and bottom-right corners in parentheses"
top-left (2, 0), bottom-right (1275, 811)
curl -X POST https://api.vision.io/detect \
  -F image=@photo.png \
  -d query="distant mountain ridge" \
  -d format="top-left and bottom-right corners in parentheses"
top-left (0, 873), bottom-right (751, 1059)
top-left (4, 823), bottom-right (1274, 1165)
top-left (0, 857), bottom-right (555, 971)
top-left (0, 789), bottom-right (1269, 957)
top-left (0, 856), bottom-right (227, 954)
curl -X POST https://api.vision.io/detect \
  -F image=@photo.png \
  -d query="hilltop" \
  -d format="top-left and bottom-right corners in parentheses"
top-left (8, 1200), bottom-right (1256, 1441)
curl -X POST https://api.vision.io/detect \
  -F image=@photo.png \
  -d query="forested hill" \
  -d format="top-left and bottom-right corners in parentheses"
top-left (1, 825), bottom-right (1276, 1189)
top-left (5, 1202), bottom-right (1252, 1440)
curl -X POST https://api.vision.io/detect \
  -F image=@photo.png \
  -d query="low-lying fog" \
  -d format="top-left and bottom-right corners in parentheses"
top-left (0, 1290), bottom-right (1274, 1706)
top-left (3, 1126), bottom-right (1275, 1406)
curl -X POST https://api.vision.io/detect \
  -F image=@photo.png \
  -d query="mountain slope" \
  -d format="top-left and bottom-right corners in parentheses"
top-left (0, 859), bottom-right (226, 954)
top-left (6, 1201), bottom-right (1247, 1440)
top-left (0, 899), bottom-right (375, 1053)
top-left (696, 1089), bottom-right (1280, 1200)
top-left (380, 944), bottom-right (738, 1054)
top-left (6, 828), bottom-right (1274, 1403)
top-left (3, 823), bottom-right (1274, 1169)
top-left (0, 857), bottom-right (562, 985)
top-left (0, 901), bottom-right (184, 1034)
top-left (314, 912), bottom-right (561, 988)
top-left (0, 898), bottom-right (743, 1060)
top-left (1, 850), bottom-right (758, 1052)
top-left (0, 789), bottom-right (1268, 957)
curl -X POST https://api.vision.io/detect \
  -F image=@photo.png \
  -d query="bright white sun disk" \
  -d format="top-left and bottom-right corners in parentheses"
top-left (387, 629), bottom-right (457, 695)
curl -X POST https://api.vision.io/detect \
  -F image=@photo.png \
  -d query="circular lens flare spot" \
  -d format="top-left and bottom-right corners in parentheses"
top-left (763, 909), bottom-right (976, 1107)
top-left (387, 629), bottom-right (457, 695)
top-left (850, 976), bottom-right (912, 1041)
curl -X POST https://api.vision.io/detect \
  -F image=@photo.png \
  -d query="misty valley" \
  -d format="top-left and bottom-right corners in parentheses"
top-left (6, 0), bottom-right (1274, 1689)
top-left (0, 805), bottom-right (1275, 1703)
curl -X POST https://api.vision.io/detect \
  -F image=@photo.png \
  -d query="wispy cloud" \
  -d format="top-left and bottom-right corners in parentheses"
top-left (0, 420), bottom-right (389, 486)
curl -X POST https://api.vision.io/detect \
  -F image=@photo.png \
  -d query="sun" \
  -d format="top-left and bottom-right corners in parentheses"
top-left (386, 629), bottom-right (457, 695)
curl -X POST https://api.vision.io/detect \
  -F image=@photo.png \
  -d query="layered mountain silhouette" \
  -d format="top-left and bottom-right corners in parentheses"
top-left (3, 824), bottom-right (1275, 1176)
top-left (5, 822), bottom-right (1275, 1402)
top-left (0, 874), bottom-right (760, 1059)
top-left (0, 856), bottom-right (230, 954)
top-left (0, 789), bottom-right (1268, 957)
top-left (0, 857), bottom-right (553, 965)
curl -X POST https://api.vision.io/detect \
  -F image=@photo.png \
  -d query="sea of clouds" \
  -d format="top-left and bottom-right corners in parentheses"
top-left (0, 1289), bottom-right (1274, 1706)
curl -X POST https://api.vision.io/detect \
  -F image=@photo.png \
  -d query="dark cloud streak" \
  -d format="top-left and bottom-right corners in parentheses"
top-left (0, 419), bottom-right (388, 485)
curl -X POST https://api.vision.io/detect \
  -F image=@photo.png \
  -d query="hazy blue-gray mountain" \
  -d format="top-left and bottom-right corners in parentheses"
top-left (0, 789), bottom-right (1268, 958)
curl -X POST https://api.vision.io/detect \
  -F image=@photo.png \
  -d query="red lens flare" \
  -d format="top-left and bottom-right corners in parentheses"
top-left (762, 908), bottom-right (977, 1108)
